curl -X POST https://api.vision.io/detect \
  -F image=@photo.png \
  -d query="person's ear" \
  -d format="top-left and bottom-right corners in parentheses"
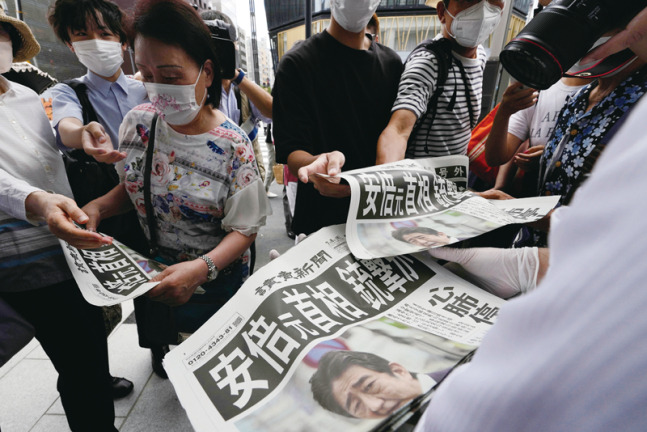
top-left (437, 1), bottom-right (447, 24)
top-left (66, 41), bottom-right (75, 53)
top-left (389, 362), bottom-right (411, 378)
top-left (203, 59), bottom-right (215, 88)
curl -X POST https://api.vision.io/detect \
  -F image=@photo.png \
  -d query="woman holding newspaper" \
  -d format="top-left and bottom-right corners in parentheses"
top-left (82, 0), bottom-right (270, 319)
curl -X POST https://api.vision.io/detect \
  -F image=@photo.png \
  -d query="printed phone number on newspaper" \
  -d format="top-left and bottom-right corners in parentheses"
top-left (185, 314), bottom-right (244, 367)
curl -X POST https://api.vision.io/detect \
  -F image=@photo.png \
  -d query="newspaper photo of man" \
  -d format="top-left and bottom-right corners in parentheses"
top-left (309, 350), bottom-right (448, 419)
top-left (391, 226), bottom-right (457, 248)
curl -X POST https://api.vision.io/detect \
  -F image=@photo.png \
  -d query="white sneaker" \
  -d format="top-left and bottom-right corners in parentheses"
top-left (269, 249), bottom-right (281, 260)
top-left (267, 191), bottom-right (278, 198)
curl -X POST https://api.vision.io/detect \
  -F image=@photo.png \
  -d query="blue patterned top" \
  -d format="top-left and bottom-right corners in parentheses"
top-left (516, 66), bottom-right (647, 248)
top-left (539, 67), bottom-right (647, 201)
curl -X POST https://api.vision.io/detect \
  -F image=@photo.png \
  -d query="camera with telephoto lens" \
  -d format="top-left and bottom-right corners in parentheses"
top-left (204, 18), bottom-right (238, 80)
top-left (500, 0), bottom-right (647, 90)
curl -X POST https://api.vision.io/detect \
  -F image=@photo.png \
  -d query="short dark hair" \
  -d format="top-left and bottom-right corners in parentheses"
top-left (132, 0), bottom-right (222, 108)
top-left (0, 22), bottom-right (22, 57)
top-left (309, 351), bottom-right (394, 417)
top-left (391, 226), bottom-right (441, 243)
top-left (48, 0), bottom-right (128, 45)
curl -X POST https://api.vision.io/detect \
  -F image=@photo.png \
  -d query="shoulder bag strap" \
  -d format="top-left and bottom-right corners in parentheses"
top-left (62, 79), bottom-right (99, 124)
top-left (143, 113), bottom-right (160, 257)
top-left (407, 39), bottom-right (453, 154)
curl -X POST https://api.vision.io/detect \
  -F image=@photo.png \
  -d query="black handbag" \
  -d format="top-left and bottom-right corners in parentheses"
top-left (136, 113), bottom-right (180, 346)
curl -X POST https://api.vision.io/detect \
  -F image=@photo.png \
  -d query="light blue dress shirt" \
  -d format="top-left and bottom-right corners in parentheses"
top-left (219, 85), bottom-right (271, 141)
top-left (51, 69), bottom-right (148, 150)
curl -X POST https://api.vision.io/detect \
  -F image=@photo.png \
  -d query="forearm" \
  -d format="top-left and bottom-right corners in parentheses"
top-left (56, 118), bottom-right (86, 149)
top-left (201, 231), bottom-right (257, 273)
top-left (88, 183), bottom-right (133, 220)
top-left (493, 159), bottom-right (517, 191)
top-left (484, 110), bottom-right (517, 166)
top-left (286, 150), bottom-right (317, 178)
top-left (239, 78), bottom-right (273, 119)
top-left (376, 126), bottom-right (408, 164)
top-left (376, 110), bottom-right (416, 165)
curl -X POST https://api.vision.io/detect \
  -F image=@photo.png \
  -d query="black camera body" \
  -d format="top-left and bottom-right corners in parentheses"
top-left (501, 0), bottom-right (647, 89)
top-left (204, 18), bottom-right (238, 80)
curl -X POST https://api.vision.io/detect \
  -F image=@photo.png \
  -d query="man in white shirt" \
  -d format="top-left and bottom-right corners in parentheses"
top-left (0, 12), bottom-right (117, 432)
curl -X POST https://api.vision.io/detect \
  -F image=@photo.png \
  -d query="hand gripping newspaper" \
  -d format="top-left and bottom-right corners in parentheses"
top-left (58, 237), bottom-right (162, 306)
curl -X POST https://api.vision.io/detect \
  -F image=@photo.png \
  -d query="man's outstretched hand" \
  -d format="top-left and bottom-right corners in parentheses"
top-left (25, 191), bottom-right (112, 249)
top-left (298, 151), bottom-right (351, 198)
top-left (82, 121), bottom-right (126, 164)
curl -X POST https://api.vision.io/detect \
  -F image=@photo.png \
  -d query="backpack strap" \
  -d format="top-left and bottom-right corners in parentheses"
top-left (454, 59), bottom-right (476, 130)
top-left (406, 38), bottom-right (454, 154)
top-left (62, 79), bottom-right (99, 125)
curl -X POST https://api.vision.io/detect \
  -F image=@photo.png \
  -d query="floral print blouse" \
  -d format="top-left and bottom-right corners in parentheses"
top-left (118, 104), bottom-right (269, 264)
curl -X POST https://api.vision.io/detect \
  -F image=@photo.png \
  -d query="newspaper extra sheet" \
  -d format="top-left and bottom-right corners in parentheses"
top-left (339, 157), bottom-right (560, 259)
top-left (163, 224), bottom-right (506, 432)
top-left (59, 238), bottom-right (161, 306)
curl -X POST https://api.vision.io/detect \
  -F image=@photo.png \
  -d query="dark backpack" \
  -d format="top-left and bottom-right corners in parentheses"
top-left (406, 38), bottom-right (475, 154)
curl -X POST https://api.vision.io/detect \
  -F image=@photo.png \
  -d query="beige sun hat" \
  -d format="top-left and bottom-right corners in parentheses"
top-left (0, 9), bottom-right (40, 61)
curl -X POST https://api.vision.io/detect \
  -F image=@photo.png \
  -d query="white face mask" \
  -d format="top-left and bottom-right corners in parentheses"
top-left (72, 39), bottom-right (124, 77)
top-left (0, 40), bottom-right (13, 74)
top-left (330, 0), bottom-right (381, 33)
top-left (446, 1), bottom-right (503, 48)
top-left (143, 65), bottom-right (207, 126)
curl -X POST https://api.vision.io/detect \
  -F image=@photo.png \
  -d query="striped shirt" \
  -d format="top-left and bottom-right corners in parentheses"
top-left (392, 39), bottom-right (486, 158)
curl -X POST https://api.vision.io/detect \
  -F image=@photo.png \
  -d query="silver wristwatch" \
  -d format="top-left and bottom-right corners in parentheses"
top-left (198, 255), bottom-right (219, 282)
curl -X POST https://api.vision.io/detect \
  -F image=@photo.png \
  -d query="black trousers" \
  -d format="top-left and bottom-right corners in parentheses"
top-left (1, 279), bottom-right (117, 432)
